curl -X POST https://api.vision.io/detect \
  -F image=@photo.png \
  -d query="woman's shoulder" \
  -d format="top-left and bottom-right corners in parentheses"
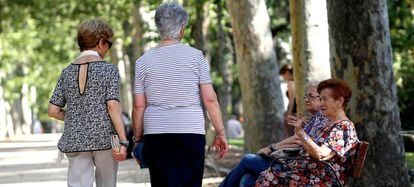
top-left (91, 61), bottom-right (117, 69)
top-left (161, 43), bottom-right (203, 57)
top-left (60, 64), bottom-right (76, 75)
top-left (138, 44), bottom-right (203, 62)
top-left (180, 43), bottom-right (202, 53)
top-left (333, 119), bottom-right (356, 131)
top-left (87, 61), bottom-right (119, 75)
top-left (136, 50), bottom-right (152, 62)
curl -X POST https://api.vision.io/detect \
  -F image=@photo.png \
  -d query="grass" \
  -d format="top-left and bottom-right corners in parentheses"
top-left (228, 138), bottom-right (244, 147)
top-left (406, 153), bottom-right (414, 169)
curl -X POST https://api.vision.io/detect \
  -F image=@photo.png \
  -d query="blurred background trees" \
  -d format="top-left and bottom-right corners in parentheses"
top-left (388, 0), bottom-right (414, 130)
top-left (0, 0), bottom-right (413, 185)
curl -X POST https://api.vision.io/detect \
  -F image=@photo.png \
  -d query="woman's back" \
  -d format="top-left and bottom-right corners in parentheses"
top-left (134, 43), bottom-right (211, 134)
top-left (50, 61), bottom-right (119, 152)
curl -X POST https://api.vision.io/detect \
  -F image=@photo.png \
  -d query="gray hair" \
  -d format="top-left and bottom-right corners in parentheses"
top-left (306, 80), bottom-right (320, 88)
top-left (155, 2), bottom-right (189, 40)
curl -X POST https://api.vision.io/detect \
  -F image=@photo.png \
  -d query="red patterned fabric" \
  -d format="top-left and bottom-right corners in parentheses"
top-left (256, 120), bottom-right (359, 187)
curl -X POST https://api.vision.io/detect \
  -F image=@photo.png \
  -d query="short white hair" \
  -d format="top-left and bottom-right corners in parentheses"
top-left (306, 80), bottom-right (320, 88)
top-left (155, 2), bottom-right (189, 40)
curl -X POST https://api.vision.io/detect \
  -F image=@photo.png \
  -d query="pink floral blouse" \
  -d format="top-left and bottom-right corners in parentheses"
top-left (257, 119), bottom-right (359, 186)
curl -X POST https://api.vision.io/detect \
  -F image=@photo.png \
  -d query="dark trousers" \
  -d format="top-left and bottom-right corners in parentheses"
top-left (143, 133), bottom-right (206, 187)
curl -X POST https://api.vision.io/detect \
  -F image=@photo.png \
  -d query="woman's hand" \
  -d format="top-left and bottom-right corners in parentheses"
top-left (213, 130), bottom-right (228, 158)
top-left (287, 115), bottom-right (309, 137)
top-left (286, 115), bottom-right (308, 128)
top-left (257, 146), bottom-right (272, 156)
top-left (112, 146), bottom-right (127, 161)
top-left (286, 115), bottom-right (303, 135)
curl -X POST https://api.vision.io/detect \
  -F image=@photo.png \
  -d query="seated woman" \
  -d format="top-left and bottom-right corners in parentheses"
top-left (219, 81), bottom-right (328, 187)
top-left (256, 78), bottom-right (359, 186)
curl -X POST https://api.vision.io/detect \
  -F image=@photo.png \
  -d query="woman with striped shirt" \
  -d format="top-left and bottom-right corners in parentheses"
top-left (132, 2), bottom-right (228, 187)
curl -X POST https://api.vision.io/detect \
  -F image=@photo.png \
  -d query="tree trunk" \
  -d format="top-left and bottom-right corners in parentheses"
top-left (127, 2), bottom-right (149, 116)
top-left (290, 0), bottom-right (331, 115)
top-left (226, 0), bottom-right (287, 152)
top-left (190, 0), bottom-right (213, 134)
top-left (327, 0), bottom-right (410, 185)
top-left (216, 0), bottom-right (234, 121)
top-left (129, 1), bottom-right (145, 67)
top-left (191, 0), bottom-right (211, 64)
top-left (110, 38), bottom-right (132, 114)
top-left (5, 101), bottom-right (14, 137)
top-left (20, 82), bottom-right (32, 134)
top-left (0, 71), bottom-right (7, 137)
top-left (29, 85), bottom-right (39, 134)
top-left (11, 98), bottom-right (23, 136)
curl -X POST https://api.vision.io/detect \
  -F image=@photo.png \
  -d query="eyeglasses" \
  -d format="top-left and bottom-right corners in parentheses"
top-left (106, 40), bottom-right (113, 49)
top-left (320, 96), bottom-right (334, 102)
top-left (304, 94), bottom-right (320, 101)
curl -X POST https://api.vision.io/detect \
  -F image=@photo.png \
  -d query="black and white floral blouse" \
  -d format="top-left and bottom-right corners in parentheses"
top-left (49, 61), bottom-right (119, 153)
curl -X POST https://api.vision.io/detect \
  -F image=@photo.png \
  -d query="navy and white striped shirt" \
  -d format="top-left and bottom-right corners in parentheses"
top-left (134, 43), bottom-right (211, 134)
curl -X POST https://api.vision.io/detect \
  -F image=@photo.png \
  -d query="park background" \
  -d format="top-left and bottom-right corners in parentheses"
top-left (0, 0), bottom-right (413, 186)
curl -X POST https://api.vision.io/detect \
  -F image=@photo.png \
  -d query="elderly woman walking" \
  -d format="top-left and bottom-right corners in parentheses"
top-left (132, 2), bottom-right (228, 187)
top-left (48, 19), bottom-right (127, 187)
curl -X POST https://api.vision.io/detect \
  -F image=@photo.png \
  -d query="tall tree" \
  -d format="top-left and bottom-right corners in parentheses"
top-left (128, 1), bottom-right (146, 82)
top-left (216, 0), bottom-right (234, 121)
top-left (388, 0), bottom-right (414, 130)
top-left (0, 71), bottom-right (7, 137)
top-left (327, 0), bottom-right (410, 185)
top-left (290, 0), bottom-right (331, 114)
top-left (109, 39), bottom-right (133, 114)
top-left (226, 0), bottom-right (287, 151)
top-left (191, 0), bottom-right (211, 62)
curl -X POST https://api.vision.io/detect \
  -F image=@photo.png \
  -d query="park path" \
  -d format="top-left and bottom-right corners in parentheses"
top-left (0, 134), bottom-right (224, 187)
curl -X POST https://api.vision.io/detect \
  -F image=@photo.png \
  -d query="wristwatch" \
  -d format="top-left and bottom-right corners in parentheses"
top-left (302, 134), bottom-right (309, 141)
top-left (269, 144), bottom-right (277, 152)
top-left (119, 140), bottom-right (129, 147)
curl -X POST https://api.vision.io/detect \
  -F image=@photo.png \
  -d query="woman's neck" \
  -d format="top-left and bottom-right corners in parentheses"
top-left (158, 38), bottom-right (181, 47)
top-left (73, 50), bottom-right (103, 64)
top-left (78, 50), bottom-right (100, 58)
top-left (328, 109), bottom-right (347, 122)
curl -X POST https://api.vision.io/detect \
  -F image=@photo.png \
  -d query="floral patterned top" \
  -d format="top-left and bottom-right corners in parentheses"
top-left (49, 61), bottom-right (119, 153)
top-left (257, 119), bottom-right (359, 186)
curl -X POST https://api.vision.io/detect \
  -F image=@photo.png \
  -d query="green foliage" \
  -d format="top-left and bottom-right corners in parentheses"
top-left (388, 0), bottom-right (414, 129)
top-left (229, 138), bottom-right (244, 147)
top-left (0, 0), bottom-right (134, 121)
top-left (1, 0), bottom-right (410, 132)
top-left (405, 152), bottom-right (414, 169)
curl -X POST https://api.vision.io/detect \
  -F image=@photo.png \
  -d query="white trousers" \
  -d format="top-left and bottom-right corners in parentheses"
top-left (66, 149), bottom-right (118, 187)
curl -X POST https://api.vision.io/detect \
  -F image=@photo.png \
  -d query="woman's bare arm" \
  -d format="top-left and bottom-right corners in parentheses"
top-left (132, 93), bottom-right (146, 142)
top-left (48, 103), bottom-right (66, 121)
top-left (107, 100), bottom-right (127, 161)
top-left (107, 100), bottom-right (127, 141)
top-left (200, 84), bottom-right (228, 157)
top-left (287, 117), bottom-right (335, 160)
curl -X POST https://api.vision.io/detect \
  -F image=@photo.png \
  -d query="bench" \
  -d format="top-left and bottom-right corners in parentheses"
top-left (267, 141), bottom-right (369, 187)
top-left (348, 141), bottom-right (369, 185)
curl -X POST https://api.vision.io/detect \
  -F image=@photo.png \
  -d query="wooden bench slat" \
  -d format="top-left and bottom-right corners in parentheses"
top-left (352, 141), bottom-right (369, 177)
